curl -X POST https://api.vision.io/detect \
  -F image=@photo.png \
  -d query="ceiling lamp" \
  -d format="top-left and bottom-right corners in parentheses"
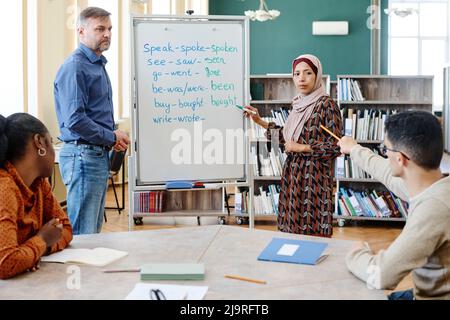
top-left (384, 7), bottom-right (418, 18)
top-left (245, 0), bottom-right (280, 22)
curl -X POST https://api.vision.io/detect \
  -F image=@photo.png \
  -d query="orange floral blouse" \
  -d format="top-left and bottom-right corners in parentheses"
top-left (0, 162), bottom-right (73, 279)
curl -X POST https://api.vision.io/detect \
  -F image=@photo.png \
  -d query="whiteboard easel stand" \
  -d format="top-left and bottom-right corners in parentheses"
top-left (128, 154), bottom-right (254, 230)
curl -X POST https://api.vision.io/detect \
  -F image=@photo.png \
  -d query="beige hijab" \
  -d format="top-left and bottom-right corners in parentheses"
top-left (283, 54), bottom-right (327, 143)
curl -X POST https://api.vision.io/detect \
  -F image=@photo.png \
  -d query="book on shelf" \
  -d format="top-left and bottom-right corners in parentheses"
top-left (344, 118), bottom-right (353, 137)
top-left (255, 144), bottom-right (286, 177)
top-left (342, 108), bottom-right (397, 141)
top-left (338, 78), bottom-right (365, 102)
top-left (250, 146), bottom-right (260, 176)
top-left (234, 190), bottom-right (249, 214)
top-left (342, 108), bottom-right (357, 138)
top-left (235, 193), bottom-right (243, 213)
top-left (249, 108), bottom-right (291, 141)
top-left (381, 191), bottom-right (402, 218)
top-left (335, 155), bottom-right (376, 179)
top-left (235, 188), bottom-right (250, 214)
top-left (270, 108), bottom-right (290, 126)
top-left (250, 116), bottom-right (272, 140)
top-left (337, 187), bottom-right (408, 219)
top-left (335, 156), bottom-right (345, 179)
top-left (134, 191), bottom-right (166, 213)
top-left (253, 184), bottom-right (280, 216)
top-left (242, 190), bottom-right (249, 213)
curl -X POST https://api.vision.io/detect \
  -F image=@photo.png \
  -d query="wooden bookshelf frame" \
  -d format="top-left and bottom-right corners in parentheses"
top-left (335, 75), bottom-right (433, 226)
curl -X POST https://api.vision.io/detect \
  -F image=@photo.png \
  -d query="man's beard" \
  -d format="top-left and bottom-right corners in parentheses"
top-left (96, 41), bottom-right (111, 52)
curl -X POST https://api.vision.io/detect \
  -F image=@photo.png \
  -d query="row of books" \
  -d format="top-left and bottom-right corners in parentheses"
top-left (337, 187), bottom-right (408, 219)
top-left (235, 189), bottom-right (250, 214)
top-left (134, 191), bottom-right (166, 213)
top-left (250, 117), bottom-right (274, 140)
top-left (235, 185), bottom-right (281, 216)
top-left (338, 78), bottom-right (365, 101)
top-left (259, 149), bottom-right (287, 177)
top-left (254, 185), bottom-right (280, 215)
top-left (249, 107), bottom-right (291, 140)
top-left (270, 108), bottom-right (290, 127)
top-left (343, 109), bottom-right (399, 141)
top-left (336, 154), bottom-right (381, 179)
top-left (250, 144), bottom-right (287, 177)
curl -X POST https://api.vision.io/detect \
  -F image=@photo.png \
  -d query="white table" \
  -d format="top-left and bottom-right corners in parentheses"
top-left (0, 226), bottom-right (386, 300)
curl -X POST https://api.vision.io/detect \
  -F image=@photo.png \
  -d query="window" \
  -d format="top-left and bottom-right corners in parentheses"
top-left (388, 0), bottom-right (449, 110)
top-left (148, 0), bottom-right (208, 15)
top-left (184, 0), bottom-right (208, 15)
top-left (151, 0), bottom-right (173, 14)
top-left (0, 1), bottom-right (24, 116)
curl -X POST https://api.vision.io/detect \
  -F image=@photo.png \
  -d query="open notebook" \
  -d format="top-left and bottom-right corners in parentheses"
top-left (41, 248), bottom-right (128, 267)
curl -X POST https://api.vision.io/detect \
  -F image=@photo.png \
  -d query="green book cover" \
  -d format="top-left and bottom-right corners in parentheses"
top-left (140, 263), bottom-right (205, 281)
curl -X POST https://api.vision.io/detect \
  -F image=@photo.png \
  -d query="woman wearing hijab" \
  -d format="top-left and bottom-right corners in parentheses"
top-left (245, 54), bottom-right (342, 237)
top-left (0, 113), bottom-right (73, 279)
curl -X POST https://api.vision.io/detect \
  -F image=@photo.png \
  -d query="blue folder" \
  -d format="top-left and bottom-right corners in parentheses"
top-left (257, 238), bottom-right (328, 265)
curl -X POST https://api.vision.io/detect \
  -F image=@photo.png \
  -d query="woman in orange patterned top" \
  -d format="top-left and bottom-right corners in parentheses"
top-left (245, 54), bottom-right (342, 237)
top-left (0, 113), bottom-right (73, 279)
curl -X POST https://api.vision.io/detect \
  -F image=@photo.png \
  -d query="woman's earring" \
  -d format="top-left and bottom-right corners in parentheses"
top-left (38, 148), bottom-right (47, 157)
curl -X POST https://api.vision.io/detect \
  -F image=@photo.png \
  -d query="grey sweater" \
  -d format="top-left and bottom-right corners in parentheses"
top-left (346, 145), bottom-right (450, 300)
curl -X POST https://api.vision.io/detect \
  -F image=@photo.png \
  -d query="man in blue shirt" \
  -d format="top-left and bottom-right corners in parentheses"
top-left (54, 7), bottom-right (130, 235)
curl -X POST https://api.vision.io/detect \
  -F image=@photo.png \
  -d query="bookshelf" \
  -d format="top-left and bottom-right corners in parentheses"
top-left (131, 185), bottom-right (226, 226)
top-left (237, 74), bottom-right (330, 225)
top-left (335, 75), bottom-right (433, 226)
top-left (250, 74), bottom-right (331, 102)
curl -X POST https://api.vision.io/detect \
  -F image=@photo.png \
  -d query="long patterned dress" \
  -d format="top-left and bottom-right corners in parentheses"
top-left (266, 96), bottom-right (343, 237)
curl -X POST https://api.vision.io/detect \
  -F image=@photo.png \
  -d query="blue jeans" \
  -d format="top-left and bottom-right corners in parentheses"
top-left (59, 143), bottom-right (110, 235)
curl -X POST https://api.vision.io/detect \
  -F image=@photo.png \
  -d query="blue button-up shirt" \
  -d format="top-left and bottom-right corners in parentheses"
top-left (54, 43), bottom-right (115, 146)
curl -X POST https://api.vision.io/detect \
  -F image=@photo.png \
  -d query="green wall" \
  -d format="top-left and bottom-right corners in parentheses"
top-left (210, 0), bottom-right (389, 79)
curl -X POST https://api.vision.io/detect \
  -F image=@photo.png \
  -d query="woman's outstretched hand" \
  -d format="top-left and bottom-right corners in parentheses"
top-left (243, 105), bottom-right (262, 123)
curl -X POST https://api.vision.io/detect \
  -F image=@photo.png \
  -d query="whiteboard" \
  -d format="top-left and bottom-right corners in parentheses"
top-left (132, 16), bottom-right (249, 185)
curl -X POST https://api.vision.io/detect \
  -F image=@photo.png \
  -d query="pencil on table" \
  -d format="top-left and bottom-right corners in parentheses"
top-left (225, 274), bottom-right (267, 285)
top-left (102, 268), bottom-right (141, 273)
top-left (320, 125), bottom-right (340, 140)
